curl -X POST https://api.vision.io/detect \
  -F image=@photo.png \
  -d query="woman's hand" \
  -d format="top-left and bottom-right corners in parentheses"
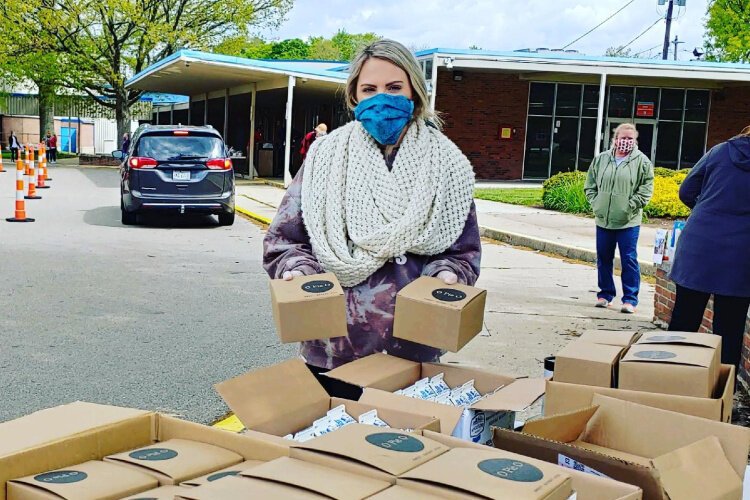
top-left (282, 270), bottom-right (305, 281)
top-left (437, 270), bottom-right (458, 285)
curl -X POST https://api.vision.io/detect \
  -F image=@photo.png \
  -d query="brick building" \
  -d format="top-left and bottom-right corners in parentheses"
top-left (130, 48), bottom-right (750, 184)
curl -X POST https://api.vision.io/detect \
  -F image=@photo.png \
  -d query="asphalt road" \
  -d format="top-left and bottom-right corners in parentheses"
top-left (0, 166), bottom-right (295, 424)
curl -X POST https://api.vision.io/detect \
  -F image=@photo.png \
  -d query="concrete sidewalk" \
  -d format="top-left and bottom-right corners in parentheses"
top-left (235, 180), bottom-right (658, 275)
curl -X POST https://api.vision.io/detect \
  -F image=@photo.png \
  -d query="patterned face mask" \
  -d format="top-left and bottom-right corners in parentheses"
top-left (616, 137), bottom-right (635, 154)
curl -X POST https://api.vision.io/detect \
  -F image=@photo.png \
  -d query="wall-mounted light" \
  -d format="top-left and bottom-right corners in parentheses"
top-left (443, 57), bottom-right (454, 69)
top-left (453, 71), bottom-right (464, 81)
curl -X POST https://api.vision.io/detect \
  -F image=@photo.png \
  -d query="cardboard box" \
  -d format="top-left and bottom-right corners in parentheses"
top-left (368, 485), bottom-right (447, 499)
top-left (0, 401), bottom-right (287, 500)
top-left (324, 353), bottom-right (545, 444)
top-left (577, 330), bottom-right (642, 347)
top-left (290, 423), bottom-right (448, 483)
top-left (180, 460), bottom-right (263, 487)
top-left (398, 447), bottom-right (573, 500)
top-left (214, 358), bottom-right (441, 439)
top-left (175, 475), bottom-right (325, 499)
top-left (7, 460), bottom-right (158, 500)
top-left (493, 394), bottom-right (750, 500)
top-left (121, 485), bottom-right (191, 499)
top-left (393, 276), bottom-right (487, 352)
top-left (241, 456), bottom-right (391, 498)
top-left (544, 364), bottom-right (735, 422)
top-left (634, 331), bottom-right (721, 368)
top-left (619, 343), bottom-right (718, 398)
top-left (421, 430), bottom-right (642, 500)
top-left (104, 438), bottom-right (243, 485)
top-left (269, 272), bottom-right (347, 343)
top-left (554, 341), bottom-right (624, 388)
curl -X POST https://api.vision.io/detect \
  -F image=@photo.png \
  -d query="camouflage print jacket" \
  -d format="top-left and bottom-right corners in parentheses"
top-left (263, 166), bottom-right (481, 369)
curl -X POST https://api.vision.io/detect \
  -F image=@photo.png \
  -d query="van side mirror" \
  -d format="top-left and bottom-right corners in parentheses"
top-left (112, 150), bottom-right (124, 160)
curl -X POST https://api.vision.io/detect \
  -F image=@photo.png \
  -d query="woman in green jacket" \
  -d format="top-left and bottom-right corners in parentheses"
top-left (584, 123), bottom-right (654, 314)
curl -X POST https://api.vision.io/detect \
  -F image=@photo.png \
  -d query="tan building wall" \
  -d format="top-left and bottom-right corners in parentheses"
top-left (2, 116), bottom-right (94, 153)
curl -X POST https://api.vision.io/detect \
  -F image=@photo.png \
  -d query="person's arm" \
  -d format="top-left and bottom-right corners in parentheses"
top-left (263, 166), bottom-right (324, 279)
top-left (421, 203), bottom-right (481, 286)
top-left (583, 157), bottom-right (599, 205)
top-left (629, 157), bottom-right (655, 210)
top-left (678, 147), bottom-right (713, 209)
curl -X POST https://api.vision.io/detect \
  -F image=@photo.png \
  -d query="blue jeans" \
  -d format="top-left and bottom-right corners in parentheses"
top-left (596, 226), bottom-right (640, 306)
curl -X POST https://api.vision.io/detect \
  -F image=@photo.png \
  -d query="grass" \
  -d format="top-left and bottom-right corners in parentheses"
top-left (474, 188), bottom-right (543, 207)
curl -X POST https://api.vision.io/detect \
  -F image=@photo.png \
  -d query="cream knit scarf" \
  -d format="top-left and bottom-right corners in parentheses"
top-left (301, 120), bottom-right (475, 288)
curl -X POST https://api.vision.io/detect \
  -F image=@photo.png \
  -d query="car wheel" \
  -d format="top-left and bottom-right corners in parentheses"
top-left (122, 208), bottom-right (138, 225)
top-left (218, 211), bottom-right (235, 226)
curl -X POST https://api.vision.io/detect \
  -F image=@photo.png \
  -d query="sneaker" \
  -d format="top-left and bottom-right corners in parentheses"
top-left (595, 298), bottom-right (610, 308)
top-left (621, 303), bottom-right (636, 314)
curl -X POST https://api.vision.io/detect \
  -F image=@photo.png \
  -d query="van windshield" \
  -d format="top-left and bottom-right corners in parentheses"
top-left (137, 134), bottom-right (224, 161)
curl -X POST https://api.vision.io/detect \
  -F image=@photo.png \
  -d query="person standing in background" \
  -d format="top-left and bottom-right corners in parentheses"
top-left (48, 132), bottom-right (58, 163)
top-left (669, 126), bottom-right (750, 381)
top-left (122, 133), bottom-right (131, 153)
top-left (584, 123), bottom-right (654, 314)
top-left (8, 131), bottom-right (21, 161)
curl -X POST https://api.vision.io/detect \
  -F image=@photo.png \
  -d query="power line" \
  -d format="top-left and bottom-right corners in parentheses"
top-left (633, 43), bottom-right (662, 56)
top-left (562, 0), bottom-right (637, 49)
top-left (620, 17), bottom-right (664, 51)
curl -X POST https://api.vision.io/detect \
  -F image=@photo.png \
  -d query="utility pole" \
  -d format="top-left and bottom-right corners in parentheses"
top-left (672, 35), bottom-right (684, 60)
top-left (662, 0), bottom-right (674, 60)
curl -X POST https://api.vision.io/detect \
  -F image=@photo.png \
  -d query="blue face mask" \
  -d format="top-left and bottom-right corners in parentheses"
top-left (354, 93), bottom-right (414, 145)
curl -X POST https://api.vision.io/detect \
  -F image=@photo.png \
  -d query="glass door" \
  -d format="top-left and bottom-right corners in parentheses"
top-left (606, 119), bottom-right (656, 163)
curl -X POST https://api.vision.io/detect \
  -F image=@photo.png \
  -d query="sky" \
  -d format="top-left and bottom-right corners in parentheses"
top-left (259, 0), bottom-right (710, 60)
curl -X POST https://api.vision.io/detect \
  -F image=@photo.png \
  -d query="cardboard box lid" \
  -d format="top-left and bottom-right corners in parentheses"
top-left (359, 388), bottom-right (465, 435)
top-left (292, 424), bottom-right (448, 476)
top-left (0, 402), bottom-right (150, 459)
top-left (105, 438), bottom-right (242, 482)
top-left (577, 330), bottom-right (641, 347)
top-left (369, 485), bottom-right (447, 499)
top-left (323, 353), bottom-right (421, 392)
top-left (397, 276), bottom-right (486, 311)
top-left (556, 341), bottom-right (624, 364)
top-left (241, 457), bottom-right (391, 498)
top-left (471, 377), bottom-right (546, 412)
top-left (635, 331), bottom-right (721, 350)
top-left (10, 460), bottom-right (158, 499)
top-left (620, 344), bottom-right (714, 368)
top-left (180, 460), bottom-right (263, 487)
top-left (175, 475), bottom-right (325, 499)
top-left (121, 485), bottom-right (190, 500)
top-left (400, 448), bottom-right (571, 499)
top-left (328, 398), bottom-right (441, 432)
top-left (270, 272), bottom-right (344, 303)
top-left (214, 359), bottom-right (330, 435)
top-left (651, 436), bottom-right (742, 500)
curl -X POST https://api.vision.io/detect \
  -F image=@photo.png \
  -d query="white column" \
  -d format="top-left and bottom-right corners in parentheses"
top-left (223, 88), bottom-right (229, 140)
top-left (249, 83), bottom-right (257, 178)
top-left (187, 96), bottom-right (191, 125)
top-left (594, 72), bottom-right (607, 156)
top-left (429, 54), bottom-right (439, 111)
top-left (204, 93), bottom-right (208, 125)
top-left (283, 75), bottom-right (295, 188)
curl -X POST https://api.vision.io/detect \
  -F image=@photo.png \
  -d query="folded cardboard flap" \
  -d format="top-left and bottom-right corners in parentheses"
top-left (369, 485), bottom-right (447, 499)
top-left (214, 359), bottom-right (330, 436)
top-left (175, 475), bottom-right (324, 500)
top-left (270, 273), bottom-right (344, 303)
top-left (420, 362), bottom-right (516, 395)
top-left (545, 363), bottom-right (735, 423)
top-left (397, 277), bottom-right (485, 309)
top-left (621, 344), bottom-right (714, 368)
top-left (554, 341), bottom-right (623, 388)
top-left (523, 406), bottom-right (598, 443)
top-left (359, 388), bottom-right (465, 435)
top-left (323, 353), bottom-right (421, 392)
top-left (635, 331), bottom-right (721, 350)
top-left (578, 330), bottom-right (642, 347)
top-left (121, 485), bottom-right (190, 499)
top-left (472, 377), bottom-right (546, 412)
top-left (241, 457), bottom-right (391, 499)
top-left (328, 398), bottom-right (440, 433)
top-left (650, 436), bottom-right (742, 500)
top-left (180, 460), bottom-right (264, 487)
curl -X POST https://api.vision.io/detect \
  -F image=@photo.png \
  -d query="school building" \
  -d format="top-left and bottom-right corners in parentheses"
top-left (127, 48), bottom-right (750, 185)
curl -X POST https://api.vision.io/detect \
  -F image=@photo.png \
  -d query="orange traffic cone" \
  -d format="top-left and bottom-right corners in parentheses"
top-left (37, 144), bottom-right (49, 189)
top-left (0, 151), bottom-right (5, 173)
top-left (42, 143), bottom-right (52, 181)
top-left (6, 158), bottom-right (35, 222)
top-left (25, 146), bottom-right (41, 200)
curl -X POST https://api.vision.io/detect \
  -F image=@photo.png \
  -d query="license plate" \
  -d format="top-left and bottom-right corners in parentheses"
top-left (172, 171), bottom-right (190, 181)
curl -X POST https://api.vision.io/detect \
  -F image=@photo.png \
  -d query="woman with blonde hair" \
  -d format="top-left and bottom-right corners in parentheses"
top-left (263, 39), bottom-right (480, 395)
top-left (584, 123), bottom-right (654, 314)
top-left (669, 126), bottom-right (750, 380)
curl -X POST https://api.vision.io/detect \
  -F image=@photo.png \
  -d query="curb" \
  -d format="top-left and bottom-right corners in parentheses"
top-left (479, 226), bottom-right (656, 277)
top-left (235, 206), bottom-right (271, 225)
top-left (255, 178), bottom-right (285, 189)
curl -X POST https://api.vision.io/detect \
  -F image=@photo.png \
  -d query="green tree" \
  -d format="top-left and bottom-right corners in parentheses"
top-left (605, 46), bottom-right (636, 57)
top-left (2, 0), bottom-right (292, 143)
top-left (269, 38), bottom-right (310, 59)
top-left (308, 37), bottom-right (342, 61)
top-left (705, 0), bottom-right (750, 62)
top-left (331, 29), bottom-right (380, 61)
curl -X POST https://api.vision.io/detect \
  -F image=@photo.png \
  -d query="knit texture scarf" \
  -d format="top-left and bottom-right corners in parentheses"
top-left (301, 120), bottom-right (475, 288)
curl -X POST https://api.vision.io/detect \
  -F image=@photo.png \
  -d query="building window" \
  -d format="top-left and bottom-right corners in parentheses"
top-left (528, 83), bottom-right (555, 116)
top-left (655, 121), bottom-right (681, 169)
top-left (608, 86), bottom-right (634, 119)
top-left (659, 89), bottom-right (684, 121)
top-left (681, 122), bottom-right (707, 168)
top-left (524, 116), bottom-right (554, 179)
top-left (424, 59), bottom-right (433, 82)
top-left (555, 84), bottom-right (582, 117)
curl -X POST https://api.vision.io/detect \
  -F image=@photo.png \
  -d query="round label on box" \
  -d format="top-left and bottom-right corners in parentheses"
top-left (301, 280), bottom-right (334, 293)
top-left (478, 459), bottom-right (544, 482)
top-left (432, 288), bottom-right (466, 302)
top-left (34, 471), bottom-right (88, 484)
top-left (633, 350), bottom-right (676, 360)
top-left (365, 432), bottom-right (425, 452)
top-left (645, 335), bottom-right (686, 342)
top-left (129, 448), bottom-right (178, 461)
top-left (207, 471), bottom-right (240, 482)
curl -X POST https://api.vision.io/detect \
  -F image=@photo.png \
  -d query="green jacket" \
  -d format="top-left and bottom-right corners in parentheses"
top-left (584, 149), bottom-right (654, 229)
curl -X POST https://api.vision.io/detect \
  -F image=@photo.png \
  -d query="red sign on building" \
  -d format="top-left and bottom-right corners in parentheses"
top-left (636, 102), bottom-right (655, 117)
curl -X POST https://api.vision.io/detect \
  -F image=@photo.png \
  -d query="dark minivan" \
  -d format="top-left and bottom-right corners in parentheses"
top-left (114, 125), bottom-right (235, 226)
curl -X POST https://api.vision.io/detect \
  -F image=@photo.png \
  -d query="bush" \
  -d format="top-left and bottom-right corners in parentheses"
top-left (654, 167), bottom-right (692, 180)
top-left (542, 171), bottom-right (591, 214)
top-left (644, 173), bottom-right (691, 218)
